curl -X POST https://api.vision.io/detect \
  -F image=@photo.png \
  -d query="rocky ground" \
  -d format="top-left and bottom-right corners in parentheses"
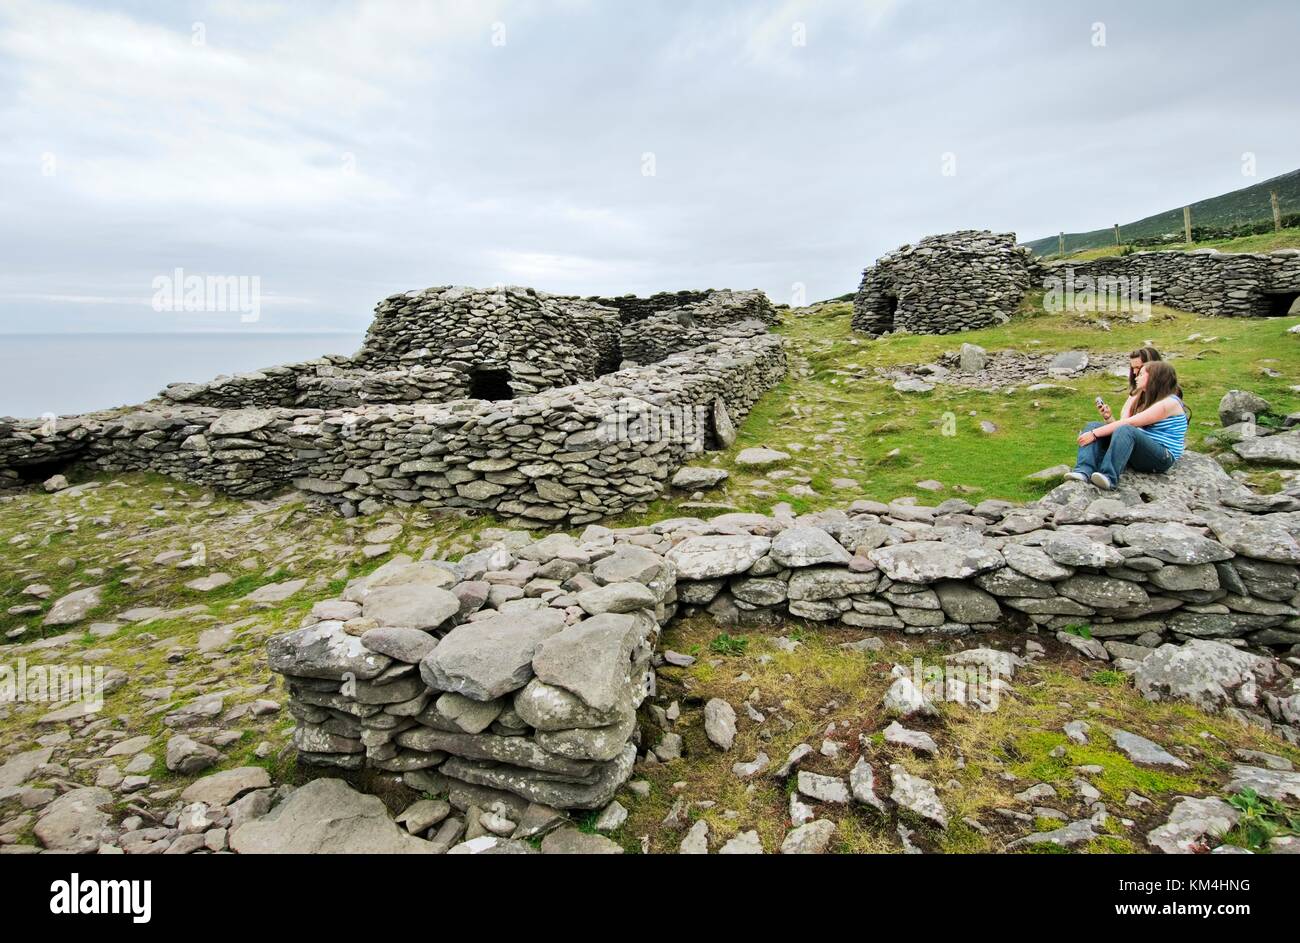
top-left (3, 299), bottom-right (1300, 855)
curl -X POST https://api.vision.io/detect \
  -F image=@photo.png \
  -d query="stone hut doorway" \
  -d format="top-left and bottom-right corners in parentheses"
top-left (1263, 291), bottom-right (1300, 317)
top-left (881, 293), bottom-right (899, 332)
top-left (468, 367), bottom-right (514, 401)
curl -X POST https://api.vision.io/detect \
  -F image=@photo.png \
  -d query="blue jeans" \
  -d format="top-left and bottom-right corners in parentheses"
top-left (1074, 422), bottom-right (1175, 485)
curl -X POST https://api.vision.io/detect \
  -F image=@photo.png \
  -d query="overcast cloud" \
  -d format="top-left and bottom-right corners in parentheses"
top-left (1, 0), bottom-right (1297, 333)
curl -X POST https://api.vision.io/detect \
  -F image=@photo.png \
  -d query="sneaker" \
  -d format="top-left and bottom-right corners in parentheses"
top-left (1063, 471), bottom-right (1087, 483)
top-left (1090, 472), bottom-right (1113, 490)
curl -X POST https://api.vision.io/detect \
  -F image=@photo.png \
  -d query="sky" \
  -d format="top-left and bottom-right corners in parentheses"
top-left (1, 0), bottom-right (1297, 334)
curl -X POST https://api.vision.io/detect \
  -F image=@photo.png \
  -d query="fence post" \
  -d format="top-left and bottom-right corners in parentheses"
top-left (1058, 231), bottom-right (1065, 256)
top-left (1183, 206), bottom-right (1192, 244)
top-left (1114, 223), bottom-right (1120, 246)
top-left (1272, 190), bottom-right (1282, 232)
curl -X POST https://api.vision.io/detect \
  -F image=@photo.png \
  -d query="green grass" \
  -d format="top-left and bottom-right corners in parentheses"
top-left (606, 297), bottom-right (1300, 520)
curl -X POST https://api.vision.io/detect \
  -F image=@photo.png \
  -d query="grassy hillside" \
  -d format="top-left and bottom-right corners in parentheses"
top-left (1062, 228), bottom-right (1300, 262)
top-left (1023, 168), bottom-right (1300, 256)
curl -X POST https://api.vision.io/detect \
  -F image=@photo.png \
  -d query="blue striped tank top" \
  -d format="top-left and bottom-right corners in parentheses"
top-left (1146, 396), bottom-right (1187, 458)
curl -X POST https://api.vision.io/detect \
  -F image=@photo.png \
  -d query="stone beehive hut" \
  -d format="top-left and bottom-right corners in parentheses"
top-left (851, 230), bottom-right (1034, 338)
top-left (352, 287), bottom-right (624, 400)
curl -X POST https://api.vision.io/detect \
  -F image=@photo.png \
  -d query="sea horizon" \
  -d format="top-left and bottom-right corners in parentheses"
top-left (0, 331), bottom-right (366, 419)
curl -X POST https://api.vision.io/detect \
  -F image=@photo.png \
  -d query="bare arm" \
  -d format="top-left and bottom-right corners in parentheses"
top-left (1119, 395), bottom-right (1137, 420)
top-left (1079, 398), bottom-right (1179, 444)
top-left (1086, 398), bottom-right (1180, 439)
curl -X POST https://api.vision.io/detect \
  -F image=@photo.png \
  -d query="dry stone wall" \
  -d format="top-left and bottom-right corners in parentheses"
top-left (1031, 249), bottom-right (1300, 318)
top-left (266, 452), bottom-right (1300, 812)
top-left (0, 324), bottom-right (787, 523)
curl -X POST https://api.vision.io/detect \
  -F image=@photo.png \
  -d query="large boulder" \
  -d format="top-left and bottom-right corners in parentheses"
top-left (1218, 389), bottom-right (1270, 426)
top-left (1203, 513), bottom-right (1300, 564)
top-left (229, 779), bottom-right (436, 853)
top-left (1132, 640), bottom-right (1276, 712)
top-left (420, 609), bottom-right (565, 701)
top-left (1040, 452), bottom-right (1255, 516)
top-left (42, 586), bottom-right (103, 626)
top-left (33, 787), bottom-right (115, 852)
top-left (1233, 430), bottom-right (1300, 466)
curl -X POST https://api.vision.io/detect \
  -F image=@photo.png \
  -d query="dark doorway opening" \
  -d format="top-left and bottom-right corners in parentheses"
top-left (1263, 291), bottom-right (1300, 317)
top-left (468, 368), bottom-right (514, 401)
top-left (881, 293), bottom-right (899, 332)
top-left (15, 458), bottom-right (74, 485)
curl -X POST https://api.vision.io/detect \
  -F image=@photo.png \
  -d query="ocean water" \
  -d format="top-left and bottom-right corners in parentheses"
top-left (0, 333), bottom-right (366, 419)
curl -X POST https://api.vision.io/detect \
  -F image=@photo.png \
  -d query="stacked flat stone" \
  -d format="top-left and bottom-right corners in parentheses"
top-left (1031, 249), bottom-right (1300, 318)
top-left (852, 231), bottom-right (1034, 338)
top-left (160, 355), bottom-right (355, 408)
top-left (267, 534), bottom-right (676, 810)
top-left (616, 290), bottom-right (779, 364)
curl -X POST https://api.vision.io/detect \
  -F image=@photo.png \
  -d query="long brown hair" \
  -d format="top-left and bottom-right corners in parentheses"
top-left (1133, 361), bottom-right (1187, 418)
top-left (1128, 346), bottom-right (1162, 394)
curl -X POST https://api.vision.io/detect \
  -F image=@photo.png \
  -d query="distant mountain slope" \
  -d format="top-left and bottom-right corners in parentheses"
top-left (1023, 168), bottom-right (1300, 256)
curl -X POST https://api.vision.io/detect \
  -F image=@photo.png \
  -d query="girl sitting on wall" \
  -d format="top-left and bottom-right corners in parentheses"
top-left (1066, 360), bottom-right (1188, 490)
